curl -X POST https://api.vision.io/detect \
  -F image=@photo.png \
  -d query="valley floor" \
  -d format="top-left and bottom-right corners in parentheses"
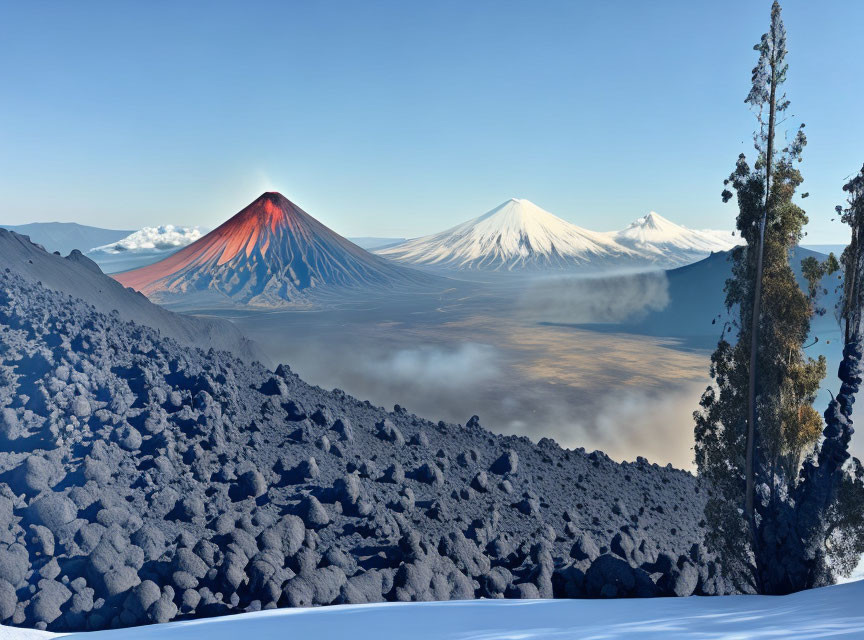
top-left (4, 580), bottom-right (863, 640)
top-left (196, 277), bottom-right (713, 469)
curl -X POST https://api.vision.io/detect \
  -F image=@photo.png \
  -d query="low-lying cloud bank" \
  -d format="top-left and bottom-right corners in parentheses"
top-left (518, 271), bottom-right (670, 325)
top-left (520, 381), bottom-right (707, 471)
top-left (286, 341), bottom-right (501, 400)
top-left (277, 337), bottom-right (702, 469)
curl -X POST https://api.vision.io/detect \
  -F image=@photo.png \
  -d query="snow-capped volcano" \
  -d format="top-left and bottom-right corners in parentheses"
top-left (113, 192), bottom-right (433, 306)
top-left (608, 211), bottom-right (739, 267)
top-left (378, 202), bottom-right (738, 271)
top-left (375, 198), bottom-right (641, 271)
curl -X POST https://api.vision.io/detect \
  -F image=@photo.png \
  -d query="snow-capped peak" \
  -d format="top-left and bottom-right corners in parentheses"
top-left (635, 211), bottom-right (672, 229)
top-left (609, 211), bottom-right (739, 265)
top-left (90, 225), bottom-right (204, 254)
top-left (375, 199), bottom-right (639, 271)
top-left (617, 211), bottom-right (704, 243)
top-left (376, 200), bottom-right (740, 271)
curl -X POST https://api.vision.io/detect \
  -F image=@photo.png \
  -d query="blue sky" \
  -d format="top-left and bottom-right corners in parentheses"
top-left (0, 1), bottom-right (861, 242)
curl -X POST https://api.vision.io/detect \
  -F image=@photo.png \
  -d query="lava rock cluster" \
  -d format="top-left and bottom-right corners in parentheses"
top-left (0, 270), bottom-right (725, 631)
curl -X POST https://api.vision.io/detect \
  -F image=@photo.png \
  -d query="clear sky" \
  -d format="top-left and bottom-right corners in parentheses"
top-left (0, 1), bottom-right (861, 242)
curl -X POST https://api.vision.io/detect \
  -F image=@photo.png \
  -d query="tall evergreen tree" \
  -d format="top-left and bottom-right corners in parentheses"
top-left (742, 0), bottom-right (788, 528)
top-left (694, 1), bottom-right (830, 593)
top-left (696, 2), bottom-right (864, 593)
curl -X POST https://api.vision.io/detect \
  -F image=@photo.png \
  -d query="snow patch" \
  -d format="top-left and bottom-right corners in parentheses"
top-left (7, 580), bottom-right (863, 640)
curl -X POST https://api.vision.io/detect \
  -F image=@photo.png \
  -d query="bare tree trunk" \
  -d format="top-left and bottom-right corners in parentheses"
top-left (745, 74), bottom-right (776, 533)
top-left (847, 225), bottom-right (864, 345)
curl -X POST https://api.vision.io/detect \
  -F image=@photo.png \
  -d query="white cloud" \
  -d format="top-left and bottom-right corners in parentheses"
top-left (90, 225), bottom-right (203, 253)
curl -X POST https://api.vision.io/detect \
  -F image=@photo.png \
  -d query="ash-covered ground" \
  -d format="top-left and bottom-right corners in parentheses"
top-left (0, 269), bottom-right (725, 632)
top-left (0, 229), bottom-right (265, 366)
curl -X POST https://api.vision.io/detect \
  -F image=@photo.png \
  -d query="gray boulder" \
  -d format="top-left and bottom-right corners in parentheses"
top-left (29, 579), bottom-right (71, 625)
top-left (27, 494), bottom-right (77, 533)
top-left (303, 496), bottom-right (330, 529)
top-left (0, 579), bottom-right (17, 620)
top-left (570, 532), bottom-right (600, 563)
top-left (376, 420), bottom-right (405, 447)
top-left (584, 554), bottom-right (637, 598)
top-left (491, 450), bottom-right (518, 475)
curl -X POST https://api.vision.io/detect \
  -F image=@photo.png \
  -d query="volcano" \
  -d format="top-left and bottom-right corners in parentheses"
top-left (375, 198), bottom-right (643, 271)
top-left (607, 211), bottom-right (739, 267)
top-left (113, 192), bottom-right (433, 306)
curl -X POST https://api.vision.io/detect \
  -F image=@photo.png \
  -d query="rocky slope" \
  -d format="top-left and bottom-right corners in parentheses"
top-left (0, 271), bottom-right (723, 632)
top-left (0, 229), bottom-right (266, 365)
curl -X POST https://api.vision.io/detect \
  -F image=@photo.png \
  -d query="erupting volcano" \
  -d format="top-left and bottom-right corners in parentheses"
top-left (113, 192), bottom-right (433, 306)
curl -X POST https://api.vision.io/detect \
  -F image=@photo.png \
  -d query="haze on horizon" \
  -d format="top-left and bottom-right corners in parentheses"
top-left (1, 0), bottom-right (862, 243)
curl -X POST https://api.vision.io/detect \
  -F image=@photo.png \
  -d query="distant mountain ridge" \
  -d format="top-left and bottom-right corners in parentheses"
top-left (0, 228), bottom-right (266, 363)
top-left (0, 222), bottom-right (133, 256)
top-left (376, 200), bottom-right (738, 271)
top-left (602, 245), bottom-right (835, 346)
top-left (802, 244), bottom-right (846, 256)
top-left (113, 192), bottom-right (437, 306)
top-left (5, 201), bottom-right (740, 276)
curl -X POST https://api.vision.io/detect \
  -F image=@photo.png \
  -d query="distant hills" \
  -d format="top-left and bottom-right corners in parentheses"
top-left (376, 199), bottom-right (738, 271)
top-left (2, 201), bottom-right (740, 276)
top-left (112, 192), bottom-right (437, 307)
top-left (14, 200), bottom-right (824, 283)
top-left (0, 221), bottom-right (133, 256)
top-left (802, 244), bottom-right (846, 256)
top-left (0, 228), bottom-right (266, 363)
top-left (6, 208), bottom-right (840, 280)
top-left (599, 246), bottom-right (839, 347)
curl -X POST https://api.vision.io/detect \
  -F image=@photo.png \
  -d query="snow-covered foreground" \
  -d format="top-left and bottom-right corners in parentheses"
top-left (5, 580), bottom-right (864, 640)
